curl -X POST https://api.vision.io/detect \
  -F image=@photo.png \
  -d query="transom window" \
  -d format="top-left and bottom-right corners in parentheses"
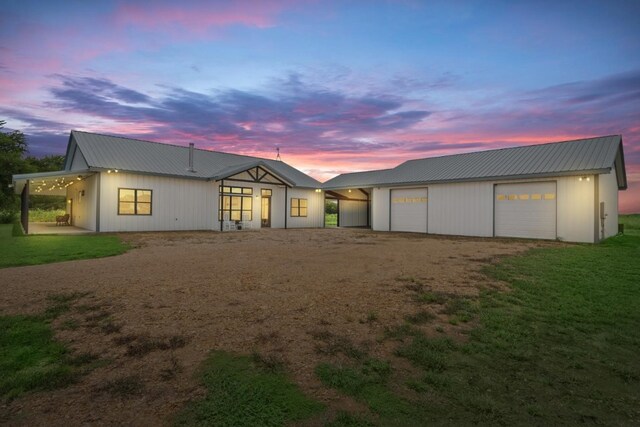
top-left (290, 198), bottom-right (307, 217)
top-left (220, 186), bottom-right (253, 195)
top-left (118, 188), bottom-right (152, 215)
top-left (261, 189), bottom-right (272, 197)
top-left (219, 186), bottom-right (253, 221)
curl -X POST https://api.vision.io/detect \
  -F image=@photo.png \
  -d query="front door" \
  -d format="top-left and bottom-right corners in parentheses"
top-left (261, 189), bottom-right (272, 228)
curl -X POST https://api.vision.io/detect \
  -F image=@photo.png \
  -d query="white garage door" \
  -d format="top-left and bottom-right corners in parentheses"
top-left (391, 188), bottom-right (428, 233)
top-left (495, 182), bottom-right (556, 239)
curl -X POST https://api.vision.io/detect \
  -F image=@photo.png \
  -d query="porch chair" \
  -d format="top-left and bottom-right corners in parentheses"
top-left (56, 214), bottom-right (70, 226)
top-left (222, 212), bottom-right (237, 231)
top-left (240, 212), bottom-right (252, 230)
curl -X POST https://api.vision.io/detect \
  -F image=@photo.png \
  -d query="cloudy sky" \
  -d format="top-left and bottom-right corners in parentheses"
top-left (1, 0), bottom-right (638, 212)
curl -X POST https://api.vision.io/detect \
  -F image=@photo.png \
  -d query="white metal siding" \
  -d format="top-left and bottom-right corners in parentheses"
top-left (599, 166), bottom-right (619, 239)
top-left (390, 188), bottom-right (428, 233)
top-left (495, 182), bottom-right (556, 239)
top-left (372, 188), bottom-right (390, 231)
top-left (428, 181), bottom-right (493, 237)
top-left (99, 172), bottom-right (216, 232)
top-left (66, 173), bottom-right (97, 231)
top-left (339, 200), bottom-right (368, 227)
top-left (287, 188), bottom-right (325, 228)
top-left (556, 176), bottom-right (595, 243)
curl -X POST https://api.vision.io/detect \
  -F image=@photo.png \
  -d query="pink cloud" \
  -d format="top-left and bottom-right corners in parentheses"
top-left (112, 1), bottom-right (289, 34)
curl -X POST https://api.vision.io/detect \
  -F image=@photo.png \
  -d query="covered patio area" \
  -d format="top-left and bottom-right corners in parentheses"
top-left (12, 169), bottom-right (95, 234)
top-left (28, 222), bottom-right (93, 235)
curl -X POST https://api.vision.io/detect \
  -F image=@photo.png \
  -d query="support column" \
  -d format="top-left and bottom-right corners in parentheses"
top-left (21, 179), bottom-right (29, 234)
top-left (284, 186), bottom-right (288, 229)
top-left (219, 179), bottom-right (224, 232)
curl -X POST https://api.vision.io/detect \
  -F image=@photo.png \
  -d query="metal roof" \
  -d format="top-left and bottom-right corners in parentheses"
top-left (323, 135), bottom-right (626, 189)
top-left (69, 131), bottom-right (321, 188)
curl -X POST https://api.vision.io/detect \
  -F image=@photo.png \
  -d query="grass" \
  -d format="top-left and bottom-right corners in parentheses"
top-left (316, 359), bottom-right (417, 422)
top-left (29, 209), bottom-right (66, 222)
top-left (0, 224), bottom-right (128, 268)
top-left (325, 213), bottom-right (337, 227)
top-left (0, 315), bottom-right (76, 400)
top-left (175, 350), bottom-right (323, 426)
top-left (621, 213), bottom-right (640, 234)
top-left (316, 220), bottom-right (640, 425)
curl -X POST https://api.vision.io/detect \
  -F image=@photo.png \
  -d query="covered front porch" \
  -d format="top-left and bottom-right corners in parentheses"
top-left (12, 170), bottom-right (95, 234)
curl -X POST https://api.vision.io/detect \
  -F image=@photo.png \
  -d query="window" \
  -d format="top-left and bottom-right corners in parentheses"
top-left (291, 198), bottom-right (308, 217)
top-left (519, 194), bottom-right (530, 200)
top-left (496, 194), bottom-right (506, 201)
top-left (261, 189), bottom-right (272, 197)
top-left (118, 188), bottom-right (152, 215)
top-left (219, 186), bottom-right (253, 221)
top-left (531, 194), bottom-right (542, 200)
top-left (544, 193), bottom-right (556, 200)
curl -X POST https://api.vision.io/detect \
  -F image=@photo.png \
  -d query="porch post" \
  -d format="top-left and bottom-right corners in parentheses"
top-left (284, 186), bottom-right (288, 229)
top-left (219, 179), bottom-right (224, 232)
top-left (21, 179), bottom-right (29, 234)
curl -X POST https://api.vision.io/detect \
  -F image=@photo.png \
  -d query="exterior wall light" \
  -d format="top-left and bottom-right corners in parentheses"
top-left (114, 169), bottom-right (119, 173)
top-left (579, 176), bottom-right (591, 182)
top-left (315, 189), bottom-right (322, 193)
top-left (107, 170), bottom-right (112, 173)
top-left (348, 189), bottom-right (352, 193)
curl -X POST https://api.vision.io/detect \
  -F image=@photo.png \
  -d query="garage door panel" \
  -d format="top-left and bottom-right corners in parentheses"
top-left (495, 182), bottom-right (556, 239)
top-left (391, 188), bottom-right (428, 233)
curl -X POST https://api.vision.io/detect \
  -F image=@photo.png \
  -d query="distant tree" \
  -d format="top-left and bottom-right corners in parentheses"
top-left (0, 120), bottom-right (28, 210)
top-left (325, 199), bottom-right (338, 214)
top-left (25, 155), bottom-right (65, 172)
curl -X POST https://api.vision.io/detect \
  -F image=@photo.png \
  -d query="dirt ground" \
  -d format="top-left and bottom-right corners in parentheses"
top-left (0, 228), bottom-right (546, 426)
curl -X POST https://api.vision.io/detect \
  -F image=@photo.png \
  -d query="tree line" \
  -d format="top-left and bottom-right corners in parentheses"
top-left (1, 120), bottom-right (65, 220)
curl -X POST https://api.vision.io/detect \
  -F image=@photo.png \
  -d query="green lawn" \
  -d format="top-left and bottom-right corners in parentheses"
top-left (0, 292), bottom-right (100, 400)
top-left (175, 351), bottom-right (323, 426)
top-left (621, 213), bottom-right (640, 234)
top-left (325, 213), bottom-right (337, 227)
top-left (0, 224), bottom-right (128, 268)
top-left (314, 215), bottom-right (640, 425)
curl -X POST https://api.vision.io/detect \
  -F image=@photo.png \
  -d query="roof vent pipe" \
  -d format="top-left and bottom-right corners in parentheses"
top-left (188, 143), bottom-right (195, 172)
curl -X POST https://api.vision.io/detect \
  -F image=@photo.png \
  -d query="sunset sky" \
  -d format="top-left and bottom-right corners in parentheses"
top-left (1, 0), bottom-right (638, 212)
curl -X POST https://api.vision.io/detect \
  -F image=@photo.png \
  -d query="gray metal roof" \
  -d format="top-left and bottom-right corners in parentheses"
top-left (69, 131), bottom-right (321, 188)
top-left (323, 135), bottom-right (626, 189)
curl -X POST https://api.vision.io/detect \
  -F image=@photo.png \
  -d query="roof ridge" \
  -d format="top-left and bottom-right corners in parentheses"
top-left (71, 129), bottom-right (281, 163)
top-left (328, 168), bottom-right (392, 177)
top-left (400, 135), bottom-right (621, 165)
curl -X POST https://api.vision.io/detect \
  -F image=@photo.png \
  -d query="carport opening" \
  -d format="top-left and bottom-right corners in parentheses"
top-left (324, 189), bottom-right (371, 229)
top-left (325, 199), bottom-right (338, 227)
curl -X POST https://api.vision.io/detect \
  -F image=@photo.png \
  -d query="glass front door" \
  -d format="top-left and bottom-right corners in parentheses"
top-left (261, 189), bottom-right (272, 228)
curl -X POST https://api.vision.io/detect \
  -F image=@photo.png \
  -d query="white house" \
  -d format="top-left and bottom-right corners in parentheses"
top-left (323, 135), bottom-right (627, 243)
top-left (13, 132), bottom-right (627, 243)
top-left (13, 131), bottom-right (325, 233)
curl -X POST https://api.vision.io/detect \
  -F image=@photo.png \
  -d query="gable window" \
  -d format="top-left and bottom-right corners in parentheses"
top-left (290, 198), bottom-right (307, 217)
top-left (219, 186), bottom-right (253, 221)
top-left (118, 188), bottom-right (152, 215)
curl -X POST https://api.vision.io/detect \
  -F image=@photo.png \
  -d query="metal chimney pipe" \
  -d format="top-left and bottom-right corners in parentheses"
top-left (188, 143), bottom-right (195, 172)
